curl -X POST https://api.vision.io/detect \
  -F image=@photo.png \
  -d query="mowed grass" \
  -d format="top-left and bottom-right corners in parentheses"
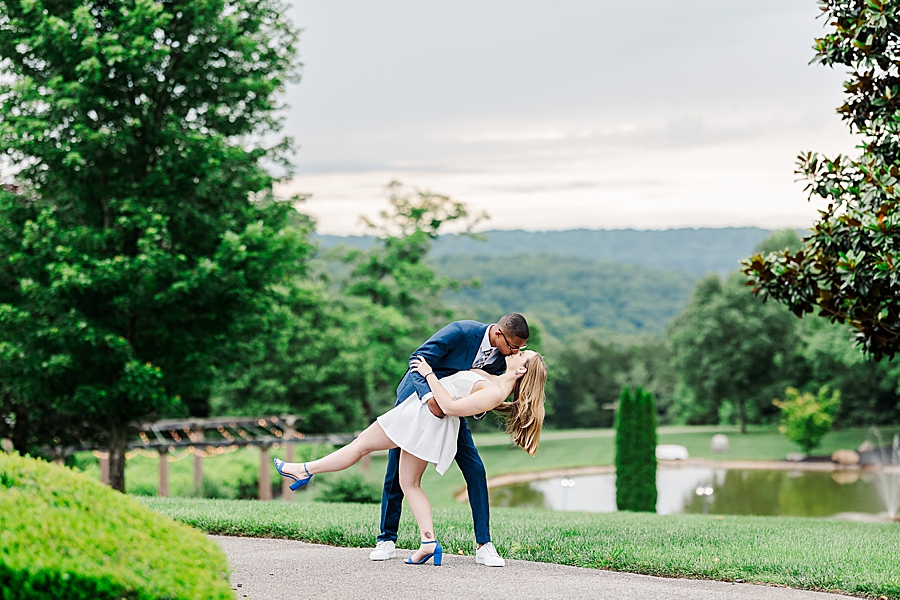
top-left (79, 426), bottom-right (895, 509)
top-left (144, 496), bottom-right (900, 598)
top-left (417, 425), bottom-right (891, 509)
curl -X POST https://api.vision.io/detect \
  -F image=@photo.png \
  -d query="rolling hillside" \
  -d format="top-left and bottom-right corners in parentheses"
top-left (317, 228), bottom-right (781, 340)
top-left (316, 227), bottom-right (777, 276)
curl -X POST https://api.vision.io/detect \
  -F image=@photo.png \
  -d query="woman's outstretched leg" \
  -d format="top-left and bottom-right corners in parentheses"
top-left (279, 421), bottom-right (396, 480)
top-left (398, 450), bottom-right (438, 563)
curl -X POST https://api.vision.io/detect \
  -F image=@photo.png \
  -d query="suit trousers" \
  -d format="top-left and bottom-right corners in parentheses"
top-left (377, 410), bottom-right (491, 544)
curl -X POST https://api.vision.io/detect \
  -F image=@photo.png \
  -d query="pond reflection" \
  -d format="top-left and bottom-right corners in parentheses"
top-left (488, 468), bottom-right (888, 517)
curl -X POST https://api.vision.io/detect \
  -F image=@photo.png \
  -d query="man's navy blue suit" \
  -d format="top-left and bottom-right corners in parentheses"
top-left (377, 320), bottom-right (505, 545)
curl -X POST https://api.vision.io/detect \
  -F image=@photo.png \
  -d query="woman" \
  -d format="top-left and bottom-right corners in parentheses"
top-left (274, 350), bottom-right (547, 565)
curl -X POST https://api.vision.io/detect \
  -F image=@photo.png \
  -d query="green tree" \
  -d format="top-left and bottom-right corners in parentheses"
top-left (774, 386), bottom-right (841, 455)
top-left (341, 181), bottom-right (484, 329)
top-left (435, 253), bottom-right (695, 341)
top-left (547, 338), bottom-right (675, 429)
top-left (549, 341), bottom-right (632, 429)
top-left (753, 229), bottom-right (803, 256)
top-left (795, 317), bottom-right (900, 425)
top-left (0, 0), bottom-right (302, 491)
top-left (743, 1), bottom-right (900, 360)
top-left (209, 191), bottom-right (447, 431)
top-left (668, 271), bottom-right (801, 433)
top-left (208, 277), bottom-right (366, 432)
top-left (615, 386), bottom-right (657, 512)
top-left (331, 181), bottom-right (485, 420)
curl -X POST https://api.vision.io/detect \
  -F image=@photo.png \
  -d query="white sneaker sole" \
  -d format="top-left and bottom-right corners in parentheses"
top-left (369, 551), bottom-right (396, 561)
top-left (475, 557), bottom-right (505, 567)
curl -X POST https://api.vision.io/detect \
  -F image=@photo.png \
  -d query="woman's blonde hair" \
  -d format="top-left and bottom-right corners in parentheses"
top-left (494, 352), bottom-right (547, 456)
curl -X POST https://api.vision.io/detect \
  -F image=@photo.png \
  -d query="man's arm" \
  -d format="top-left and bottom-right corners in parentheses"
top-left (408, 321), bottom-right (469, 402)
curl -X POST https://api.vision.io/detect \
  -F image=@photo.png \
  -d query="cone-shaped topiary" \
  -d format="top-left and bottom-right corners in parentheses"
top-left (0, 452), bottom-right (234, 600)
top-left (615, 386), bottom-right (658, 512)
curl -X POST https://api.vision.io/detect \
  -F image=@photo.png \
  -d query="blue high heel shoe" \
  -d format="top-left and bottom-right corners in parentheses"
top-left (273, 458), bottom-right (312, 491)
top-left (405, 540), bottom-right (442, 566)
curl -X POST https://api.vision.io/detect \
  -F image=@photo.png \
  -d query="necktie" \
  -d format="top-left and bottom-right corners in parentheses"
top-left (474, 349), bottom-right (492, 369)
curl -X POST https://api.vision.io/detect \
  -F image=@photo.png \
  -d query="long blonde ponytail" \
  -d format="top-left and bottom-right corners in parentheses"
top-left (494, 353), bottom-right (547, 456)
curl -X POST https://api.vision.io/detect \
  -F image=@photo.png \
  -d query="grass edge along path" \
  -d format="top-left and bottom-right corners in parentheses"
top-left (144, 497), bottom-right (900, 599)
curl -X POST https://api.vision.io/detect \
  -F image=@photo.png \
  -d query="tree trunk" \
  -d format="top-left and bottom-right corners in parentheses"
top-left (107, 423), bottom-right (128, 493)
top-left (738, 398), bottom-right (747, 434)
top-left (10, 407), bottom-right (30, 455)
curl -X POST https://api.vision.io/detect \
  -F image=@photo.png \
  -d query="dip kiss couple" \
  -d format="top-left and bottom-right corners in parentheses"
top-left (275, 314), bottom-right (547, 567)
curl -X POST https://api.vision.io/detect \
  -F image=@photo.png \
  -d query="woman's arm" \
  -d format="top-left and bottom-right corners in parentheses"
top-left (411, 357), bottom-right (506, 417)
top-left (435, 387), bottom-right (505, 417)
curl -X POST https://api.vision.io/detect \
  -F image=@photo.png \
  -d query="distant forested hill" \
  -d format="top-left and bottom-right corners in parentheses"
top-left (316, 227), bottom-right (777, 276)
top-left (316, 228), bottom-right (782, 340)
top-left (432, 254), bottom-right (694, 340)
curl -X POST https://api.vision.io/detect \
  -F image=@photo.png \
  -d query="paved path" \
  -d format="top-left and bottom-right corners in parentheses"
top-left (212, 536), bottom-right (851, 600)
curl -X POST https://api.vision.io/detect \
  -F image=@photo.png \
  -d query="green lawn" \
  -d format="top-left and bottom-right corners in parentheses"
top-left (75, 425), bottom-right (895, 509)
top-left (128, 427), bottom-right (900, 597)
top-left (419, 425), bottom-right (891, 509)
top-left (143, 496), bottom-right (900, 598)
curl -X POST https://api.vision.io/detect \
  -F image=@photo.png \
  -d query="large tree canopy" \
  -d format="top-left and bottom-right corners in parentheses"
top-left (744, 0), bottom-right (900, 360)
top-left (668, 272), bottom-right (800, 433)
top-left (333, 181), bottom-right (484, 420)
top-left (0, 0), bottom-right (302, 491)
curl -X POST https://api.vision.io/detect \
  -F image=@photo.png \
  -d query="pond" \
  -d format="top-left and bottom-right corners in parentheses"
top-left (488, 468), bottom-right (891, 518)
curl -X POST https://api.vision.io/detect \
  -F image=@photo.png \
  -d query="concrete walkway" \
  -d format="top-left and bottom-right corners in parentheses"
top-left (212, 536), bottom-right (852, 600)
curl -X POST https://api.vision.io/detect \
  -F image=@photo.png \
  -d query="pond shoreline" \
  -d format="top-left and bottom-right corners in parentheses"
top-left (455, 458), bottom-right (900, 502)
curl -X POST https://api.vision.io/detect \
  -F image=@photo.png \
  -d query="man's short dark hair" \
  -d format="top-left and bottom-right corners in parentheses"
top-left (499, 313), bottom-right (529, 340)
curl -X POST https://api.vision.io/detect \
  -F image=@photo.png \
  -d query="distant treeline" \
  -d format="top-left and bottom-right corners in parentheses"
top-left (316, 227), bottom-right (782, 276)
top-left (311, 225), bottom-right (897, 435)
top-left (432, 253), bottom-right (694, 340)
top-left (318, 228), bottom-right (782, 340)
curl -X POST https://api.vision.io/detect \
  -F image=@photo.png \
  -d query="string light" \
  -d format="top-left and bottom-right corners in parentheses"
top-left (101, 444), bottom-right (246, 462)
top-left (216, 426), bottom-right (236, 442)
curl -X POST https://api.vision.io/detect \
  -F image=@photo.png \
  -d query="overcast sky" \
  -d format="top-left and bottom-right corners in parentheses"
top-left (275, 0), bottom-right (855, 235)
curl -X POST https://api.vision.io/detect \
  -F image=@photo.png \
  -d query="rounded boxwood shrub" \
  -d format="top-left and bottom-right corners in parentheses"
top-left (315, 473), bottom-right (380, 504)
top-left (0, 452), bottom-right (234, 600)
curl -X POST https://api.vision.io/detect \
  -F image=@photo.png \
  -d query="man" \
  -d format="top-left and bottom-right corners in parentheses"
top-left (369, 313), bottom-right (529, 567)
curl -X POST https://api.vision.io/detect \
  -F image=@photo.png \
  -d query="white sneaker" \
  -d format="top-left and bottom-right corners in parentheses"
top-left (475, 542), bottom-right (505, 567)
top-left (369, 540), bottom-right (396, 561)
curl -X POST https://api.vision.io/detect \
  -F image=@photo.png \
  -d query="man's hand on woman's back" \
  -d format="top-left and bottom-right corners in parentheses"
top-left (427, 397), bottom-right (446, 419)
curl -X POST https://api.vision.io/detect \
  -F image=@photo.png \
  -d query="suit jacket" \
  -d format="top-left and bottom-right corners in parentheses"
top-left (396, 320), bottom-right (507, 404)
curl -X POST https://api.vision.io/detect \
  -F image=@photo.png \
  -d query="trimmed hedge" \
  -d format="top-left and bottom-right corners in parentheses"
top-left (316, 473), bottom-right (381, 504)
top-left (614, 385), bottom-right (658, 512)
top-left (0, 452), bottom-right (234, 600)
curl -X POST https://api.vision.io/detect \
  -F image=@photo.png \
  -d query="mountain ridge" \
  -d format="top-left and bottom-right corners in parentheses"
top-left (315, 227), bottom-right (780, 276)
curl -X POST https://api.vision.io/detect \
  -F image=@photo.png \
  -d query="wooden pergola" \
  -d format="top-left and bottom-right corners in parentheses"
top-left (83, 415), bottom-right (358, 501)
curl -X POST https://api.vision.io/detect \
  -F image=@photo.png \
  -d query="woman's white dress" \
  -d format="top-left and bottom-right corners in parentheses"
top-left (377, 371), bottom-right (491, 475)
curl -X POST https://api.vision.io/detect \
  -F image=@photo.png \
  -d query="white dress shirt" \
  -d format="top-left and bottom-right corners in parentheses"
top-left (472, 325), bottom-right (499, 369)
top-left (420, 324), bottom-right (497, 403)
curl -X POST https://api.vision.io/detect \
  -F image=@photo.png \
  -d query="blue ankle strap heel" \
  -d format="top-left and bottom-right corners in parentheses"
top-left (273, 458), bottom-right (313, 491)
top-left (405, 540), bottom-right (442, 566)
